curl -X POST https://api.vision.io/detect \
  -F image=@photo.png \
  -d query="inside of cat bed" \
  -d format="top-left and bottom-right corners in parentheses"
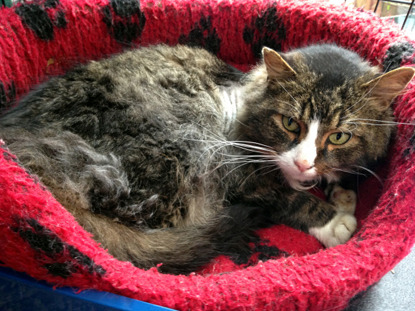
top-left (1, 0), bottom-right (415, 309)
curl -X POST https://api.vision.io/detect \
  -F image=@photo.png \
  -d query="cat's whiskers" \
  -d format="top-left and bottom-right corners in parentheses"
top-left (183, 125), bottom-right (236, 161)
top-left (342, 88), bottom-right (373, 119)
top-left (345, 118), bottom-right (415, 126)
top-left (219, 161), bottom-right (254, 181)
top-left (352, 165), bottom-right (383, 184)
top-left (217, 149), bottom-right (277, 166)
top-left (187, 124), bottom-right (270, 156)
top-left (200, 139), bottom-right (275, 160)
top-left (183, 134), bottom-right (279, 177)
top-left (331, 167), bottom-right (366, 176)
top-left (219, 154), bottom-right (280, 182)
top-left (276, 99), bottom-right (301, 115)
top-left (187, 123), bottom-right (279, 165)
top-left (293, 180), bottom-right (320, 191)
top-left (331, 165), bottom-right (383, 184)
top-left (240, 164), bottom-right (280, 187)
top-left (212, 145), bottom-right (278, 178)
top-left (342, 121), bottom-right (358, 133)
top-left (275, 81), bottom-right (302, 114)
top-left (233, 117), bottom-right (250, 128)
top-left (302, 182), bottom-right (319, 191)
top-left (219, 154), bottom-right (278, 162)
top-left (324, 171), bottom-right (341, 184)
top-left (219, 157), bottom-right (277, 167)
top-left (182, 137), bottom-right (228, 163)
top-left (343, 63), bottom-right (395, 120)
top-left (226, 141), bottom-right (277, 155)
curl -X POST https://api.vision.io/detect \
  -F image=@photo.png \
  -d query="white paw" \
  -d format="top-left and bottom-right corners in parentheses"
top-left (328, 184), bottom-right (357, 214)
top-left (309, 212), bottom-right (357, 247)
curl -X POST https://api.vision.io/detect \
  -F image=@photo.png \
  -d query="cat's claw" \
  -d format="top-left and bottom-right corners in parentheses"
top-left (309, 212), bottom-right (357, 248)
top-left (328, 184), bottom-right (357, 214)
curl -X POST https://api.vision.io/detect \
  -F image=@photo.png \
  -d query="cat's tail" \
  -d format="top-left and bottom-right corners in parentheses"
top-left (73, 204), bottom-right (270, 275)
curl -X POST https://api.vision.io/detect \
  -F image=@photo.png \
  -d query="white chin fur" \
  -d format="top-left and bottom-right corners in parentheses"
top-left (286, 175), bottom-right (319, 191)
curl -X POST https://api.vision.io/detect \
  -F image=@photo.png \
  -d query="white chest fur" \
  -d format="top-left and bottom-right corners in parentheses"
top-left (219, 85), bottom-right (244, 134)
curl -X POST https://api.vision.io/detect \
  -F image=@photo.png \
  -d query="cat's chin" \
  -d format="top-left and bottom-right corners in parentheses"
top-left (288, 179), bottom-right (319, 191)
top-left (286, 171), bottom-right (341, 191)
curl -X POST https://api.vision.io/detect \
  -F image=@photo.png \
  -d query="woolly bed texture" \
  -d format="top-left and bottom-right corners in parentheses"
top-left (0, 0), bottom-right (415, 310)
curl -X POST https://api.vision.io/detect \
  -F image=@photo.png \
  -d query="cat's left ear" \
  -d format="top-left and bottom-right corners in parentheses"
top-left (262, 47), bottom-right (297, 80)
top-left (362, 67), bottom-right (415, 111)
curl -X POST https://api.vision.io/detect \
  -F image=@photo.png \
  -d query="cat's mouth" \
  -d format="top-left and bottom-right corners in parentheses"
top-left (299, 180), bottom-right (319, 188)
top-left (276, 159), bottom-right (320, 191)
top-left (287, 176), bottom-right (320, 191)
top-left (280, 167), bottom-right (320, 190)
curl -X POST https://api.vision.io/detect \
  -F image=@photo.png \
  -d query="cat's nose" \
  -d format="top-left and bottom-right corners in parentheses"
top-left (294, 159), bottom-right (313, 172)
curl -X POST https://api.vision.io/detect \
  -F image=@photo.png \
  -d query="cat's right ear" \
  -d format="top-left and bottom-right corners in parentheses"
top-left (262, 47), bottom-right (297, 80)
top-left (362, 67), bottom-right (415, 111)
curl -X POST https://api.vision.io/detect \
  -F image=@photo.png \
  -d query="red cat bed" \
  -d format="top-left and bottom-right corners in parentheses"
top-left (1, 0), bottom-right (415, 309)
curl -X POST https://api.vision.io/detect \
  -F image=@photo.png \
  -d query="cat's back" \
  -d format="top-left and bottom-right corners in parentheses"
top-left (87, 45), bottom-right (238, 101)
top-left (0, 45), bottom-right (240, 136)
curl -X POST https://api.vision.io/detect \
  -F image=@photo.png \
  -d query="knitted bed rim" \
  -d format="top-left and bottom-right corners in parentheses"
top-left (1, 0), bottom-right (415, 310)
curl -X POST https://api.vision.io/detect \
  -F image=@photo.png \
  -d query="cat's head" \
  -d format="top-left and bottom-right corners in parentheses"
top-left (239, 44), bottom-right (414, 189)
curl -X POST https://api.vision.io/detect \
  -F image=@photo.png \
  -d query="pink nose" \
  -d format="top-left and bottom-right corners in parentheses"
top-left (294, 159), bottom-right (313, 172)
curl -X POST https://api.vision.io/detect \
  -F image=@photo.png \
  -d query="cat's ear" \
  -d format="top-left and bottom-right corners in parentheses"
top-left (362, 67), bottom-right (415, 111)
top-left (262, 47), bottom-right (297, 80)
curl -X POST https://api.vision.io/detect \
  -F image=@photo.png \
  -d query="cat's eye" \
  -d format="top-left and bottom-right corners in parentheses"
top-left (328, 132), bottom-right (351, 145)
top-left (282, 116), bottom-right (300, 133)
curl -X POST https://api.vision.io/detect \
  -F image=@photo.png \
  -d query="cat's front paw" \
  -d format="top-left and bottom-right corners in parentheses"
top-left (309, 212), bottom-right (357, 247)
top-left (327, 184), bottom-right (357, 214)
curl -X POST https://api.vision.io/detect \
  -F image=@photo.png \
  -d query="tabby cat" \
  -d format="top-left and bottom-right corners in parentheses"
top-left (0, 44), bottom-right (413, 274)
